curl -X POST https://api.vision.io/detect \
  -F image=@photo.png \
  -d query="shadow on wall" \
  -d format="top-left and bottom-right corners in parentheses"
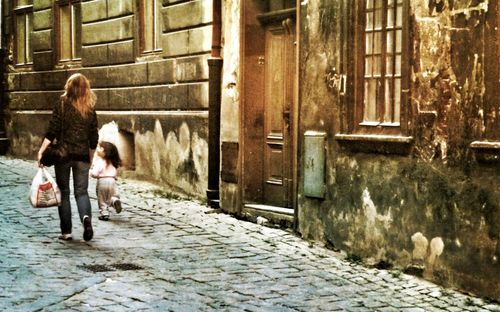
top-left (98, 121), bottom-right (135, 170)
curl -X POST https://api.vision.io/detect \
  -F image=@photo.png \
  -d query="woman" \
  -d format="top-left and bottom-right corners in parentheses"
top-left (37, 73), bottom-right (99, 241)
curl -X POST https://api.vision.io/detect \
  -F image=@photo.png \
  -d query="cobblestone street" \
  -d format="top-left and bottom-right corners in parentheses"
top-left (1, 156), bottom-right (498, 311)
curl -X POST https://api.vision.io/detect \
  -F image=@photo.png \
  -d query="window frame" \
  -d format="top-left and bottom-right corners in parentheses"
top-left (13, 2), bottom-right (34, 66)
top-left (55, 0), bottom-right (82, 65)
top-left (138, 0), bottom-right (162, 55)
top-left (348, 0), bottom-right (411, 137)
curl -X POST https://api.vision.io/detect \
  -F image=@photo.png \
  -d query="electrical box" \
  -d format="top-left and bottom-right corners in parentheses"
top-left (303, 131), bottom-right (326, 198)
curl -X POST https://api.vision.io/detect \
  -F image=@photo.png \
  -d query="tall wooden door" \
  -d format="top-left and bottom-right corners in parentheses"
top-left (263, 17), bottom-right (296, 207)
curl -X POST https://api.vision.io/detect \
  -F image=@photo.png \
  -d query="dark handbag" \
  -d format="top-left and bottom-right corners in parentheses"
top-left (41, 100), bottom-right (68, 167)
top-left (41, 140), bottom-right (68, 166)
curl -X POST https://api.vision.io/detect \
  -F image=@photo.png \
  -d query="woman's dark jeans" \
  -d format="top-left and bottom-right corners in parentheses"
top-left (55, 160), bottom-right (92, 234)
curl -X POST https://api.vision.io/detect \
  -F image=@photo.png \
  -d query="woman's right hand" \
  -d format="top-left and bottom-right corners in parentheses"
top-left (37, 151), bottom-right (43, 167)
top-left (37, 138), bottom-right (51, 167)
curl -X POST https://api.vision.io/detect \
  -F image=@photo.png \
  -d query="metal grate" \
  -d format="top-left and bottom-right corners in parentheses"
top-left (110, 263), bottom-right (144, 271)
top-left (79, 264), bottom-right (114, 273)
top-left (79, 263), bottom-right (144, 273)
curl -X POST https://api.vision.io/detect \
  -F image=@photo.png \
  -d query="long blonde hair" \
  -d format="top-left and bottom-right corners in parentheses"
top-left (61, 73), bottom-right (96, 116)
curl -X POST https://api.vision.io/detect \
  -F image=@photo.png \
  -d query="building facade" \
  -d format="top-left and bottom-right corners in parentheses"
top-left (2, 0), bottom-right (213, 197)
top-left (2, 0), bottom-right (499, 300)
top-left (219, 0), bottom-right (499, 300)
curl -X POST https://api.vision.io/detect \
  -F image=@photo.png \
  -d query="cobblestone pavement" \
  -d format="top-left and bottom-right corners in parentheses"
top-left (1, 156), bottom-right (499, 312)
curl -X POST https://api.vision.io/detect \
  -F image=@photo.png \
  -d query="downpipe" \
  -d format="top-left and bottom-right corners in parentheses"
top-left (206, 0), bottom-right (223, 208)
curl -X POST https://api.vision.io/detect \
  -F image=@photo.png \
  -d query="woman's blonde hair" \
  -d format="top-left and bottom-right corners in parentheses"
top-left (61, 73), bottom-right (96, 116)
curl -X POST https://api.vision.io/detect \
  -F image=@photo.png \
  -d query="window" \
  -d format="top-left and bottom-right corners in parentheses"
top-left (353, 0), bottom-right (409, 135)
top-left (139, 0), bottom-right (161, 53)
top-left (13, 1), bottom-right (33, 65)
top-left (56, 0), bottom-right (81, 62)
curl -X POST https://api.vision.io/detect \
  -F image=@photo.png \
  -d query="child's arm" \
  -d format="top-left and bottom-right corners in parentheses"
top-left (90, 158), bottom-right (104, 178)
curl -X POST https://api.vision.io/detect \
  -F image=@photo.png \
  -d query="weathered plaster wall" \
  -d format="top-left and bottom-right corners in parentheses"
top-left (219, 0), bottom-right (241, 213)
top-left (221, 0), bottom-right (241, 143)
top-left (298, 0), bottom-right (499, 299)
top-left (124, 116), bottom-right (208, 196)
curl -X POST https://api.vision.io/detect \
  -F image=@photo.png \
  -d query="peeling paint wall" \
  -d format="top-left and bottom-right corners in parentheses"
top-left (134, 119), bottom-right (208, 196)
top-left (221, 0), bottom-right (241, 143)
top-left (298, 0), bottom-right (499, 300)
top-left (219, 0), bottom-right (241, 213)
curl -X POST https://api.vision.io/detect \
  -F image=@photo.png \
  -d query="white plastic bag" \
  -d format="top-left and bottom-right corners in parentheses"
top-left (30, 167), bottom-right (61, 208)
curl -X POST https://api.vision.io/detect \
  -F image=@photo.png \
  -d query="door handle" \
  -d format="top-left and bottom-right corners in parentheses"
top-left (283, 110), bottom-right (290, 120)
top-left (283, 110), bottom-right (291, 131)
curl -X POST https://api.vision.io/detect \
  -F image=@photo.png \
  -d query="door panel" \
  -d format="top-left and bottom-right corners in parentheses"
top-left (263, 18), bottom-right (296, 207)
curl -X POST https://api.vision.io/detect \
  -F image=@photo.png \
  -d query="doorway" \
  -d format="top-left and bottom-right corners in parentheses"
top-left (241, 0), bottom-right (297, 213)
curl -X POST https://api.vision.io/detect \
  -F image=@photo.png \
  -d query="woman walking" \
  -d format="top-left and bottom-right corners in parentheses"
top-left (37, 73), bottom-right (99, 241)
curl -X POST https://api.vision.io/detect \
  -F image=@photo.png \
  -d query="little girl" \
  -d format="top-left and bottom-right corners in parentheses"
top-left (90, 141), bottom-right (122, 221)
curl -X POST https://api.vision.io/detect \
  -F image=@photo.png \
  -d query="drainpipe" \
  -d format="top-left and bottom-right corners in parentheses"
top-left (206, 0), bottom-right (223, 208)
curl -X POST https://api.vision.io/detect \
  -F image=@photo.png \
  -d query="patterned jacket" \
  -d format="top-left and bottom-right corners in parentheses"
top-left (45, 99), bottom-right (99, 162)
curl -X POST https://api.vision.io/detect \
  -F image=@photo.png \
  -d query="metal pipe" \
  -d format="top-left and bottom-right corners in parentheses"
top-left (206, 0), bottom-right (223, 208)
top-left (211, 0), bottom-right (222, 58)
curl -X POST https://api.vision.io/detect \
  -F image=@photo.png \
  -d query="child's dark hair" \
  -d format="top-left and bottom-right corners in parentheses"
top-left (99, 141), bottom-right (121, 168)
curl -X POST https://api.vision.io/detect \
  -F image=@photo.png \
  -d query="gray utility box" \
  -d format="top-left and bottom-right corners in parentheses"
top-left (303, 131), bottom-right (326, 199)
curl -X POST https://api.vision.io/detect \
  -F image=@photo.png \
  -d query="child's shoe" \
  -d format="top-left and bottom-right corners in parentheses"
top-left (113, 199), bottom-right (122, 214)
top-left (98, 215), bottom-right (109, 221)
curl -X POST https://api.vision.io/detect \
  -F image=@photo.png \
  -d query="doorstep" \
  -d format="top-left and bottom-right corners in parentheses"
top-left (242, 204), bottom-right (294, 227)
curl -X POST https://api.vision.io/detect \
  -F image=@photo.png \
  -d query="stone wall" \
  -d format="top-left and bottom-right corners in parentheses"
top-left (3, 0), bottom-right (213, 197)
top-left (298, 0), bottom-right (499, 300)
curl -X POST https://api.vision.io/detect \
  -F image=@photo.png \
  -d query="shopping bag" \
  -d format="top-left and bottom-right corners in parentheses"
top-left (29, 167), bottom-right (61, 208)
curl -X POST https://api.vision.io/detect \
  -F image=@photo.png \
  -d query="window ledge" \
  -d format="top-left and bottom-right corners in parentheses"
top-left (14, 5), bottom-right (33, 11)
top-left (13, 64), bottom-right (34, 72)
top-left (335, 134), bottom-right (413, 143)
top-left (136, 52), bottom-right (163, 63)
top-left (54, 60), bottom-right (82, 70)
top-left (335, 133), bottom-right (413, 154)
top-left (470, 141), bottom-right (499, 163)
top-left (470, 141), bottom-right (500, 150)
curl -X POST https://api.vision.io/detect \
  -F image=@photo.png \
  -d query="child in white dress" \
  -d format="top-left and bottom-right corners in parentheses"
top-left (90, 141), bottom-right (122, 221)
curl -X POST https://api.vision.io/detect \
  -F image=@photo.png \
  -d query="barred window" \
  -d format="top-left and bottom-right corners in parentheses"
top-left (363, 0), bottom-right (403, 126)
top-left (350, 0), bottom-right (410, 136)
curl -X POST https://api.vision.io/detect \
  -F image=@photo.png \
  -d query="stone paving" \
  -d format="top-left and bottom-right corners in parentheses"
top-left (0, 156), bottom-right (499, 312)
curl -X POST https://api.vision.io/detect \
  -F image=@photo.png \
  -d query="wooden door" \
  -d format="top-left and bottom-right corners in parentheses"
top-left (263, 18), bottom-right (296, 207)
